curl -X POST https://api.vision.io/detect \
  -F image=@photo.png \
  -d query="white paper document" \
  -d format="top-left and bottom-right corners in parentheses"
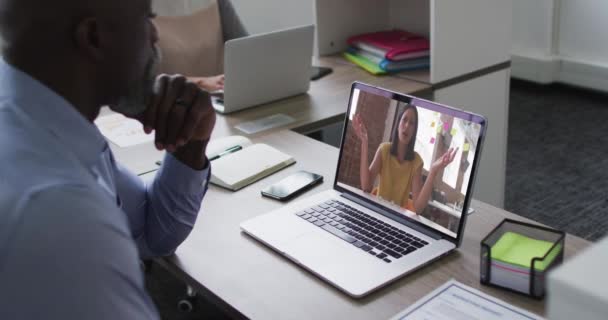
top-left (94, 114), bottom-right (154, 148)
top-left (390, 280), bottom-right (544, 320)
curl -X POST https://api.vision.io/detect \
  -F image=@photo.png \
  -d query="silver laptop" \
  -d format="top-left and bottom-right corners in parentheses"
top-left (212, 25), bottom-right (314, 114)
top-left (241, 82), bottom-right (487, 297)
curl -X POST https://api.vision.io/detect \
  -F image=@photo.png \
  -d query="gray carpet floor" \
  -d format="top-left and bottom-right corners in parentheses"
top-left (506, 80), bottom-right (608, 241)
top-left (147, 79), bottom-right (608, 319)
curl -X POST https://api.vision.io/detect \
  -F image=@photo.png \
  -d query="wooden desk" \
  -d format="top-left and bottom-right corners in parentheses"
top-left (156, 130), bottom-right (589, 319)
top-left (107, 57), bottom-right (587, 318)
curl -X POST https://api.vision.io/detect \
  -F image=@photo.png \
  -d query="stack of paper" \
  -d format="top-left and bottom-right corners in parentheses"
top-left (390, 279), bottom-right (544, 320)
top-left (489, 232), bottom-right (561, 294)
top-left (344, 29), bottom-right (430, 75)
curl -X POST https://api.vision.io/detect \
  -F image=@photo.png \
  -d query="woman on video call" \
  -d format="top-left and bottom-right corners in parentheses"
top-left (353, 105), bottom-right (457, 214)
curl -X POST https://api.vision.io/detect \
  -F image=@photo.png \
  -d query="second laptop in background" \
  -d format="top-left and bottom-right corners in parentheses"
top-left (213, 24), bottom-right (314, 114)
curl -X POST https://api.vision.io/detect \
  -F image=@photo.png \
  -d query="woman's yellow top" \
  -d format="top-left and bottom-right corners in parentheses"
top-left (376, 142), bottom-right (423, 207)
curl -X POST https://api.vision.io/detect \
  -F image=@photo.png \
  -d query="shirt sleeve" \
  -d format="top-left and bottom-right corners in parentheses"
top-left (114, 152), bottom-right (210, 259)
top-left (0, 185), bottom-right (159, 320)
top-left (379, 142), bottom-right (391, 164)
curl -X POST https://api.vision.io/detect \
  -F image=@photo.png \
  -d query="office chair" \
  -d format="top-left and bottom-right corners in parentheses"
top-left (153, 0), bottom-right (248, 77)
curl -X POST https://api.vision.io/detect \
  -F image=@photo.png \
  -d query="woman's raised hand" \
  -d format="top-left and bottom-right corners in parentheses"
top-left (352, 113), bottom-right (368, 143)
top-left (431, 147), bottom-right (459, 173)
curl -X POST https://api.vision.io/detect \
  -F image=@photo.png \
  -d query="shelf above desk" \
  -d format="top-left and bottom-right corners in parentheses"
top-left (315, 0), bottom-right (511, 84)
top-left (319, 55), bottom-right (432, 85)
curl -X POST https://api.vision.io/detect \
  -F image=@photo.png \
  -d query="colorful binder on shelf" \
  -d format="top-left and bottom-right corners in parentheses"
top-left (346, 47), bottom-right (430, 72)
top-left (343, 52), bottom-right (387, 75)
top-left (349, 44), bottom-right (430, 62)
top-left (347, 29), bottom-right (430, 61)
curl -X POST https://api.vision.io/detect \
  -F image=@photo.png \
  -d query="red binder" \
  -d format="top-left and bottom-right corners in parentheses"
top-left (347, 30), bottom-right (430, 61)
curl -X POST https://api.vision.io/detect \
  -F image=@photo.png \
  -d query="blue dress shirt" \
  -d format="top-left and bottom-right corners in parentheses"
top-left (0, 59), bottom-right (210, 319)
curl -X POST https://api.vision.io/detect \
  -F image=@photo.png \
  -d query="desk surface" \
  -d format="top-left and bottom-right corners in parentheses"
top-left (157, 130), bottom-right (589, 320)
top-left (109, 57), bottom-right (589, 319)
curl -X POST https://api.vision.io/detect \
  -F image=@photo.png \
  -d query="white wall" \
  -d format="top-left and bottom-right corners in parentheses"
top-left (228, 0), bottom-right (314, 34)
top-left (152, 0), bottom-right (193, 16)
top-left (511, 0), bottom-right (555, 57)
top-left (154, 0), bottom-right (315, 35)
top-left (559, 0), bottom-right (608, 64)
top-left (512, 0), bottom-right (608, 91)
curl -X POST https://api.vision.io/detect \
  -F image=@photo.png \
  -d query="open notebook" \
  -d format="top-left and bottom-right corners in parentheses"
top-left (207, 136), bottom-right (295, 191)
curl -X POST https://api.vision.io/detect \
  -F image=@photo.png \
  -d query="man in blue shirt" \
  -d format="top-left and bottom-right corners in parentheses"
top-left (0, 0), bottom-right (216, 318)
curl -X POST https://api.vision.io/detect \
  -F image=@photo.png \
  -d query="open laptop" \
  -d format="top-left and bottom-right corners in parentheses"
top-left (212, 25), bottom-right (314, 114)
top-left (241, 82), bottom-right (487, 297)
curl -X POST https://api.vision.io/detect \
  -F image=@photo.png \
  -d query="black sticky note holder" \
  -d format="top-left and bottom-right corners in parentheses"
top-left (480, 219), bottom-right (565, 299)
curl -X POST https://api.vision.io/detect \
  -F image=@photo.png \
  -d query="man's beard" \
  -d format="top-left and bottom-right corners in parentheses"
top-left (112, 46), bottom-right (162, 117)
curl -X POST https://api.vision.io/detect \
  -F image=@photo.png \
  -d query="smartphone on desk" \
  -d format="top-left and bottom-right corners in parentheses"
top-left (261, 170), bottom-right (323, 201)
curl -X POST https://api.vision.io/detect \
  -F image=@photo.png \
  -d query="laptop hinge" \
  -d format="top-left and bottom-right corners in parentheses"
top-left (341, 193), bottom-right (444, 241)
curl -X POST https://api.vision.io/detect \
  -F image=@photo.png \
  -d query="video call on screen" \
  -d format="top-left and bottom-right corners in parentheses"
top-left (337, 89), bottom-right (482, 238)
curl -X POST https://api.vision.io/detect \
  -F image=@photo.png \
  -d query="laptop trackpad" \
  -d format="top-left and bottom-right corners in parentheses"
top-left (283, 231), bottom-right (359, 268)
top-left (282, 231), bottom-right (384, 296)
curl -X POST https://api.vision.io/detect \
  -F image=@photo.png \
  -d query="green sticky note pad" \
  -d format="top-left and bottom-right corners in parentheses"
top-left (491, 232), bottom-right (560, 271)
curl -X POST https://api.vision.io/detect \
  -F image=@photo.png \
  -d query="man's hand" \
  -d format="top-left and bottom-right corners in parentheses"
top-left (138, 74), bottom-right (216, 169)
top-left (190, 75), bottom-right (224, 92)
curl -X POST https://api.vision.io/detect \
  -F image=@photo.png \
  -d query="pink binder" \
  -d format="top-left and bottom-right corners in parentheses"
top-left (347, 30), bottom-right (430, 61)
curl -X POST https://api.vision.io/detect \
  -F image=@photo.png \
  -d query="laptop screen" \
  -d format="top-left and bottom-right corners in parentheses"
top-left (335, 83), bottom-right (486, 241)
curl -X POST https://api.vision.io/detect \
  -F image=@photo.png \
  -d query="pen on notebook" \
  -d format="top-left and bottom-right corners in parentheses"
top-left (156, 145), bottom-right (243, 166)
top-left (209, 145), bottom-right (242, 161)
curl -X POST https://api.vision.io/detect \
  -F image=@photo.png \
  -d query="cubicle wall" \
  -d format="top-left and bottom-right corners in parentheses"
top-left (434, 70), bottom-right (511, 207)
top-left (430, 0), bottom-right (511, 83)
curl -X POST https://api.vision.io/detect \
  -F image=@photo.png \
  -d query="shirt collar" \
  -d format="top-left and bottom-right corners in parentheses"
top-left (0, 58), bottom-right (107, 167)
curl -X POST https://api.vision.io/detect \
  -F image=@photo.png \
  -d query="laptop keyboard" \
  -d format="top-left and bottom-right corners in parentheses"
top-left (295, 200), bottom-right (429, 263)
